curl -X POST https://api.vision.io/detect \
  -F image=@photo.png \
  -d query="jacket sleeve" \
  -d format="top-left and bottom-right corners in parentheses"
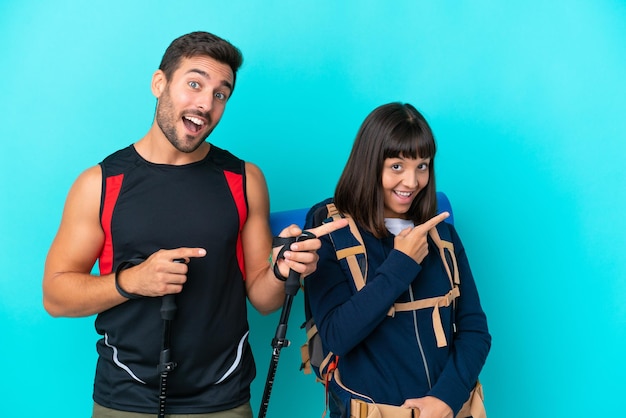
top-left (427, 224), bottom-right (491, 415)
top-left (305, 230), bottom-right (422, 356)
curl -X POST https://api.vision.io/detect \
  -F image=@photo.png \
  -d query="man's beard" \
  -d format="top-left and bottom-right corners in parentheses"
top-left (155, 89), bottom-right (212, 154)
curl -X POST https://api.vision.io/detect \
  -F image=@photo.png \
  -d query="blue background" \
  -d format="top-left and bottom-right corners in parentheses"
top-left (1, 1), bottom-right (625, 416)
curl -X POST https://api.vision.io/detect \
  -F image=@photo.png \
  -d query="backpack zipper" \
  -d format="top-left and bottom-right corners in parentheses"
top-left (408, 285), bottom-right (432, 389)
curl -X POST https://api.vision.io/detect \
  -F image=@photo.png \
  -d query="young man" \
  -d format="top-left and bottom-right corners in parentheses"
top-left (43, 31), bottom-right (346, 418)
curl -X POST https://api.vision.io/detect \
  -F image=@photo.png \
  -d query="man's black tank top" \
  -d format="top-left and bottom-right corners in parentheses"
top-left (93, 144), bottom-right (254, 413)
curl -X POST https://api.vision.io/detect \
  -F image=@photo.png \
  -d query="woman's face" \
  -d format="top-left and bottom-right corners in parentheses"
top-left (381, 156), bottom-right (430, 219)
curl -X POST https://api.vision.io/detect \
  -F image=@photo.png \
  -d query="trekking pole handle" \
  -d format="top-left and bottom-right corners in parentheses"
top-left (160, 258), bottom-right (184, 321)
top-left (160, 295), bottom-right (176, 321)
top-left (284, 231), bottom-right (316, 296)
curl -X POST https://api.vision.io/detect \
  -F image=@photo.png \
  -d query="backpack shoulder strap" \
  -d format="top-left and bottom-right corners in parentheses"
top-left (324, 203), bottom-right (368, 291)
top-left (300, 201), bottom-right (367, 380)
top-left (428, 222), bottom-right (459, 287)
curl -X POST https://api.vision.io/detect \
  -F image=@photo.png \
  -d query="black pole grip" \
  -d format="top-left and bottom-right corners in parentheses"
top-left (283, 231), bottom-right (316, 296)
top-left (160, 295), bottom-right (177, 321)
top-left (284, 267), bottom-right (301, 297)
top-left (161, 258), bottom-right (184, 320)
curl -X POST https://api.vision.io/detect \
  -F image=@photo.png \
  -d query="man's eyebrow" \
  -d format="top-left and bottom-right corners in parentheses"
top-left (186, 68), bottom-right (233, 91)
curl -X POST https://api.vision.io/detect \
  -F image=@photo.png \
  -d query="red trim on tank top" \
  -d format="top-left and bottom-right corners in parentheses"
top-left (100, 174), bottom-right (124, 275)
top-left (224, 170), bottom-right (247, 280)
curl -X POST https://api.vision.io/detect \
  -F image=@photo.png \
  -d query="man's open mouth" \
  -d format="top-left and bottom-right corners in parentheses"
top-left (183, 116), bottom-right (205, 133)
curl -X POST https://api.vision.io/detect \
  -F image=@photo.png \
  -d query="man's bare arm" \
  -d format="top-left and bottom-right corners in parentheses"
top-left (242, 162), bottom-right (348, 315)
top-left (42, 165), bottom-right (126, 317)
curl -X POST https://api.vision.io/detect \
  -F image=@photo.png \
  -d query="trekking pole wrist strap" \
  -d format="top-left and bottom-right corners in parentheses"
top-left (271, 232), bottom-right (316, 281)
top-left (115, 259), bottom-right (145, 299)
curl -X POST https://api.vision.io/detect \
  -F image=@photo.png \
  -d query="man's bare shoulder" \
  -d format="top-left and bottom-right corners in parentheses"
top-left (70, 165), bottom-right (102, 195)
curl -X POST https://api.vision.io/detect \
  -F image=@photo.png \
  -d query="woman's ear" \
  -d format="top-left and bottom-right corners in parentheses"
top-left (151, 69), bottom-right (166, 98)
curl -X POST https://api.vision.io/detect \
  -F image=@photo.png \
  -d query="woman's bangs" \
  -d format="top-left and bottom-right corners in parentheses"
top-left (383, 127), bottom-right (434, 160)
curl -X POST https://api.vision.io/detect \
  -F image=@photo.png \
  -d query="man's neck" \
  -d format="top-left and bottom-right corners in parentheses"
top-left (134, 126), bottom-right (210, 165)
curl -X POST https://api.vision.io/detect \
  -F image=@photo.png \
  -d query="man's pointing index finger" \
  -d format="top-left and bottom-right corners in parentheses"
top-left (307, 217), bottom-right (349, 238)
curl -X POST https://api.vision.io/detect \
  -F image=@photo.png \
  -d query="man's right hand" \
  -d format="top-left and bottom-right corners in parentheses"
top-left (117, 248), bottom-right (206, 297)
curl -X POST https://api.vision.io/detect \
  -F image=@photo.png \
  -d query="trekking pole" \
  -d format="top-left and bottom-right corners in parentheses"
top-left (157, 260), bottom-right (183, 418)
top-left (258, 232), bottom-right (315, 418)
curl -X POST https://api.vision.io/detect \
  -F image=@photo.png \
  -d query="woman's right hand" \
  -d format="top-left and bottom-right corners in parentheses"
top-left (402, 395), bottom-right (453, 418)
top-left (394, 212), bottom-right (449, 264)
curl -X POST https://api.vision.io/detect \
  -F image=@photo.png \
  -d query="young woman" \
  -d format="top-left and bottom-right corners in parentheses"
top-left (304, 102), bottom-right (491, 418)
